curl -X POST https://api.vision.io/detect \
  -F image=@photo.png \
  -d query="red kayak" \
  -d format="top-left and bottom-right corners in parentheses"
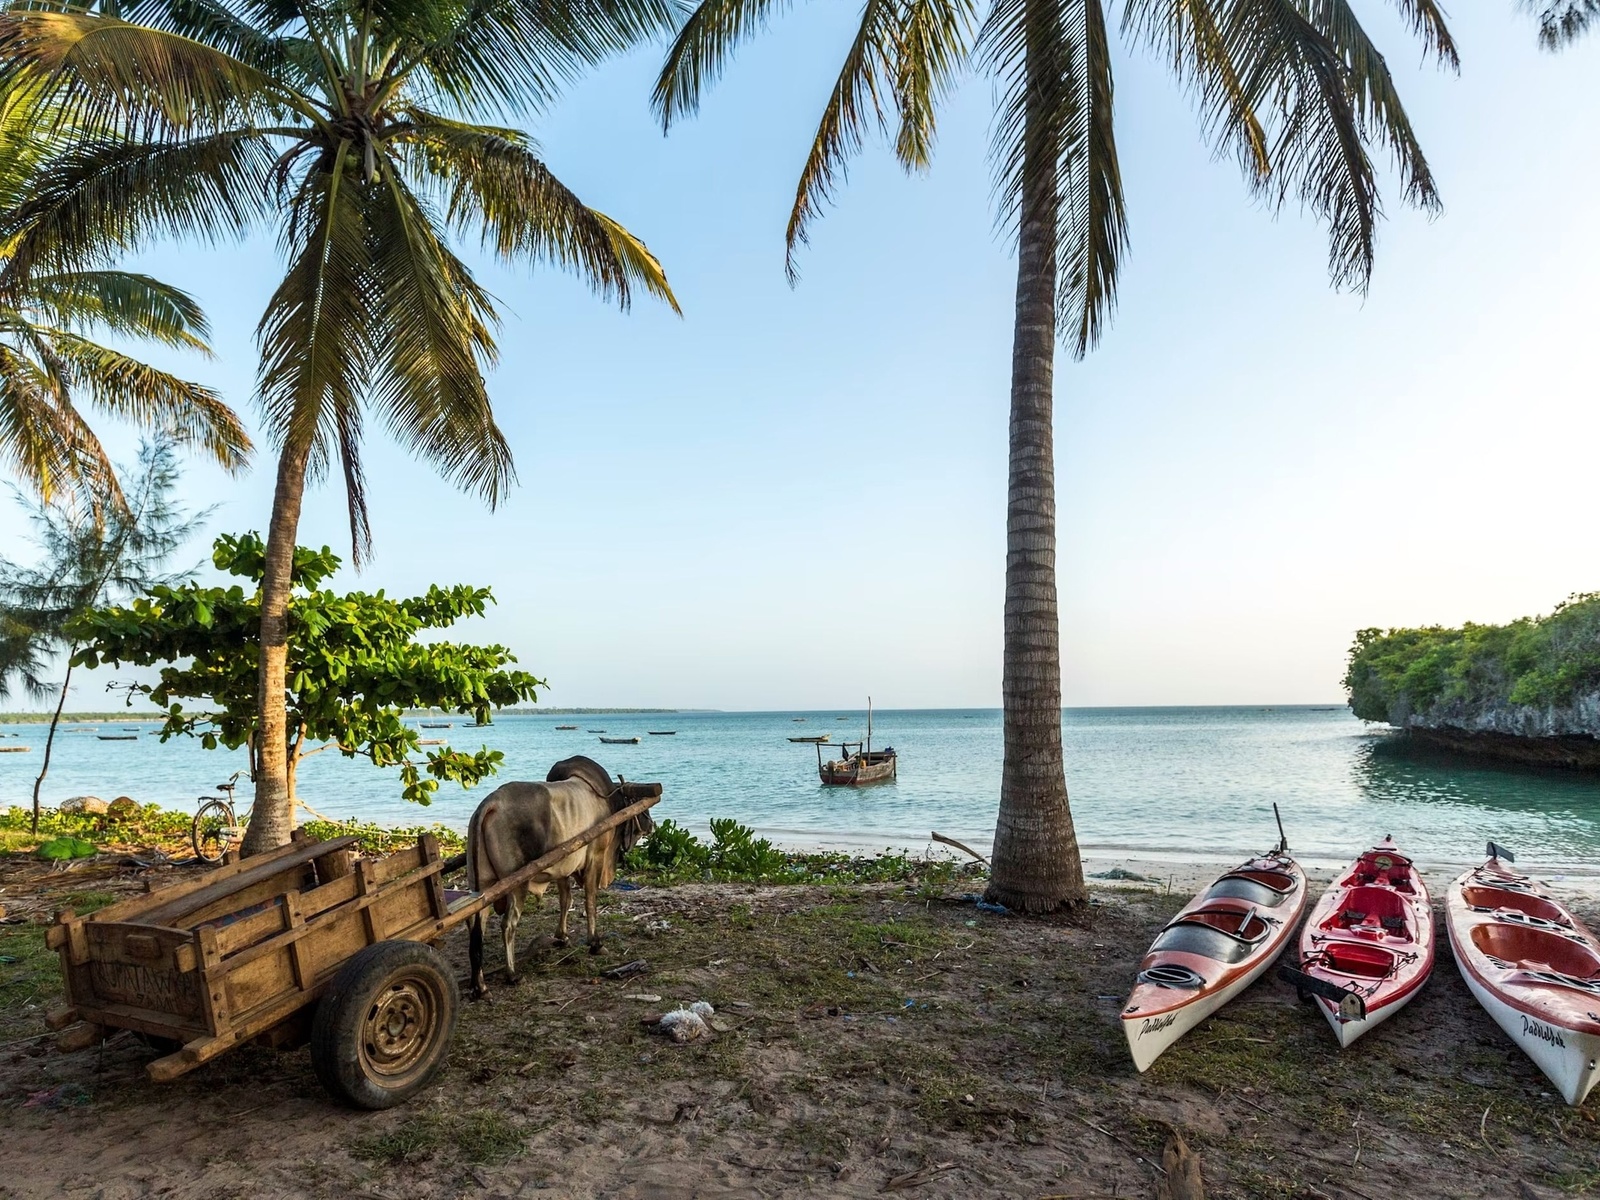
top-left (1446, 845), bottom-right (1600, 1106)
top-left (1289, 837), bottom-right (1434, 1046)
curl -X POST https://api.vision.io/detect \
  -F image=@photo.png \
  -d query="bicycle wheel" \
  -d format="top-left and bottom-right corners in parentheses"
top-left (191, 799), bottom-right (239, 866)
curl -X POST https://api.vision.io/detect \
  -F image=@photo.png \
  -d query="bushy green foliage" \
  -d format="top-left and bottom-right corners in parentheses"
top-left (68, 533), bottom-right (542, 806)
top-left (1345, 594), bottom-right (1600, 722)
top-left (35, 835), bottom-right (96, 860)
top-left (299, 818), bottom-right (465, 856)
top-left (0, 802), bottom-right (193, 854)
top-left (621, 817), bottom-right (983, 887)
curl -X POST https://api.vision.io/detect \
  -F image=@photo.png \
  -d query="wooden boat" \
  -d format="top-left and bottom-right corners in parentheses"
top-left (417, 738), bottom-right (446, 746)
top-left (587, 729), bottom-right (606, 733)
top-left (555, 725), bottom-right (578, 730)
top-left (1445, 844), bottom-right (1600, 1106)
top-left (789, 734), bottom-right (829, 743)
top-left (419, 722), bottom-right (453, 729)
top-left (1122, 827), bottom-right (1307, 1072)
top-left (0, 745), bottom-right (29, 753)
top-left (1285, 837), bottom-right (1433, 1046)
top-left (817, 699), bottom-right (895, 785)
top-left (599, 736), bottom-right (641, 745)
top-left (648, 731), bottom-right (677, 736)
top-left (97, 735), bottom-right (138, 741)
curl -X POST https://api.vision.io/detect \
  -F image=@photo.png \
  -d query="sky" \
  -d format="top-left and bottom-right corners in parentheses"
top-left (2, 3), bottom-right (1597, 713)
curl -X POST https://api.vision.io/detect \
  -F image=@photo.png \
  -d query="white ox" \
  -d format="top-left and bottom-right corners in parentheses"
top-left (466, 756), bottom-right (653, 997)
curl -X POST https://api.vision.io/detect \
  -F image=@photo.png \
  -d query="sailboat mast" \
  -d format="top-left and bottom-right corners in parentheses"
top-left (867, 696), bottom-right (872, 753)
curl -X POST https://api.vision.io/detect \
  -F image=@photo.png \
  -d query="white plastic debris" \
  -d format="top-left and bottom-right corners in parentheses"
top-left (659, 1008), bottom-right (709, 1043)
top-left (689, 1001), bottom-right (715, 1020)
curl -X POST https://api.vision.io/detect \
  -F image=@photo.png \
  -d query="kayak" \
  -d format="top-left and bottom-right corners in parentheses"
top-left (1291, 837), bottom-right (1434, 1046)
top-left (1122, 848), bottom-right (1308, 1072)
top-left (1446, 846), bottom-right (1600, 1107)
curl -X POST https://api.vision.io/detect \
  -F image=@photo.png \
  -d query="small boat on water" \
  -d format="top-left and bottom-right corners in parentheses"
top-left (648, 731), bottom-right (677, 736)
top-left (419, 722), bottom-right (453, 729)
top-left (555, 725), bottom-right (578, 730)
top-left (789, 734), bottom-right (829, 744)
top-left (417, 738), bottom-right (447, 746)
top-left (587, 729), bottom-right (607, 733)
top-left (97, 735), bottom-right (138, 741)
top-left (0, 745), bottom-right (29, 753)
top-left (1446, 844), bottom-right (1600, 1106)
top-left (1122, 813), bottom-right (1307, 1072)
top-left (817, 698), bottom-right (895, 786)
top-left (599, 735), bottom-right (641, 745)
top-left (1285, 837), bottom-right (1434, 1046)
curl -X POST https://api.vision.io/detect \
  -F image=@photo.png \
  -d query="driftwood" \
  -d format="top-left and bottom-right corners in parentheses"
top-left (929, 831), bottom-right (989, 866)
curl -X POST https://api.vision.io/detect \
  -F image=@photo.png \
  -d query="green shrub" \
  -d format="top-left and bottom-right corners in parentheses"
top-left (1345, 593), bottom-right (1600, 723)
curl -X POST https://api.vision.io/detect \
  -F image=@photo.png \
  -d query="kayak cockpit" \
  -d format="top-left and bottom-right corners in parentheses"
top-left (1152, 905), bottom-right (1273, 964)
top-left (1461, 886), bottom-right (1573, 927)
top-left (1318, 885), bottom-right (1416, 941)
top-left (1343, 848), bottom-right (1417, 892)
top-left (1471, 923), bottom-right (1600, 981)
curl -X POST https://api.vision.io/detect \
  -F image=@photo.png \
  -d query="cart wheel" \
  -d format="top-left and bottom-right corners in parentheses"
top-left (191, 800), bottom-right (237, 866)
top-left (311, 940), bottom-right (458, 1110)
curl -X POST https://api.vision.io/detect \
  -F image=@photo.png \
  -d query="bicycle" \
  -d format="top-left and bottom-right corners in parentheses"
top-left (190, 772), bottom-right (246, 865)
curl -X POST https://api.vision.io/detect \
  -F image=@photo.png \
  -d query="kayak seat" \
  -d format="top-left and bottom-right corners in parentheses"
top-left (1206, 876), bottom-right (1294, 907)
top-left (1152, 911), bottom-right (1270, 965)
top-left (1460, 886), bottom-right (1571, 927)
top-left (1322, 941), bottom-right (1395, 978)
top-left (1470, 923), bottom-right (1600, 979)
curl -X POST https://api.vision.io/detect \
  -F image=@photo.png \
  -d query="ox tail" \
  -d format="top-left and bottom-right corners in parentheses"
top-left (467, 798), bottom-right (498, 893)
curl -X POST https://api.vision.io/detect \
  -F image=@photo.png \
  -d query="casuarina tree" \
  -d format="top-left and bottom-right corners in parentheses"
top-left (0, 0), bottom-right (681, 853)
top-left (0, 438), bottom-right (208, 831)
top-left (655, 0), bottom-right (1455, 910)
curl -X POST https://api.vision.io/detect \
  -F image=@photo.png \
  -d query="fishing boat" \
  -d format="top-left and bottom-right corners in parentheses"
top-left (817, 698), bottom-right (895, 786)
top-left (97, 735), bottom-right (138, 741)
top-left (599, 736), bottom-right (641, 745)
top-left (0, 745), bottom-right (28, 753)
top-left (1122, 812), bottom-right (1307, 1072)
top-left (648, 731), bottom-right (677, 736)
top-left (555, 725), bottom-right (578, 730)
top-left (587, 729), bottom-right (607, 733)
top-left (789, 735), bottom-right (829, 744)
top-left (418, 738), bottom-right (447, 746)
top-left (1284, 837), bottom-right (1434, 1046)
top-left (419, 722), bottom-right (453, 729)
top-left (1445, 844), bottom-right (1600, 1106)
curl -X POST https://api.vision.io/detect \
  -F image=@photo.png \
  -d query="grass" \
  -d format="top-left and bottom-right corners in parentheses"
top-left (352, 1106), bottom-right (525, 1166)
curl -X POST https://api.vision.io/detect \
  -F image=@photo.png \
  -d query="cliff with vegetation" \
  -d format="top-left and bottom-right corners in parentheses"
top-left (1344, 594), bottom-right (1600, 768)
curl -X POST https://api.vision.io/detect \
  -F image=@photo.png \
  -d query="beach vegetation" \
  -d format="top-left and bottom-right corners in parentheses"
top-left (68, 533), bottom-right (542, 809)
top-left (654, 0), bottom-right (1456, 913)
top-left (1345, 593), bottom-right (1600, 723)
top-left (0, 86), bottom-right (251, 508)
top-left (0, 439), bottom-right (209, 832)
top-left (0, 0), bottom-right (680, 856)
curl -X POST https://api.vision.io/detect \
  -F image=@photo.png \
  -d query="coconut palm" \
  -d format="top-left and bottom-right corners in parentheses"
top-left (0, 0), bottom-right (680, 854)
top-left (0, 85), bottom-right (249, 507)
top-left (656, 0), bottom-right (1454, 910)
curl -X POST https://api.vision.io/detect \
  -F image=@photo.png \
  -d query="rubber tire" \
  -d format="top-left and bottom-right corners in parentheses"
top-left (191, 799), bottom-right (236, 866)
top-left (310, 940), bottom-right (459, 1110)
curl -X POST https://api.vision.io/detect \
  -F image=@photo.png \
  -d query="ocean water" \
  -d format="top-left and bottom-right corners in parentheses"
top-left (2, 706), bottom-right (1598, 871)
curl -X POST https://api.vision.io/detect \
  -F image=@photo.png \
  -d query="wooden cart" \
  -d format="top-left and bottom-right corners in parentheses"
top-left (44, 786), bottom-right (661, 1109)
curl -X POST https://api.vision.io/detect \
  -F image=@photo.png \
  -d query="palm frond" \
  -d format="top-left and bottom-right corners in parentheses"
top-left (894, 0), bottom-right (977, 171)
top-left (0, 129), bottom-right (277, 285)
top-left (783, 0), bottom-right (899, 281)
top-left (26, 270), bottom-right (212, 351)
top-left (1522, 0), bottom-right (1599, 46)
top-left (1223, 0), bottom-right (1379, 289)
top-left (364, 160), bottom-right (514, 529)
top-left (0, 12), bottom-right (297, 137)
top-left (983, 0), bottom-right (1126, 355)
top-left (653, 0), bottom-right (790, 129)
top-left (1388, 0), bottom-right (1459, 64)
top-left (400, 114), bottom-right (679, 312)
top-left (1304, 0), bottom-right (1439, 211)
top-left (33, 327), bottom-right (251, 472)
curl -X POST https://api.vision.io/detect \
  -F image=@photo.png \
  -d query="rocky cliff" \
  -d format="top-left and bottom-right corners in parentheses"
top-left (1344, 596), bottom-right (1600, 770)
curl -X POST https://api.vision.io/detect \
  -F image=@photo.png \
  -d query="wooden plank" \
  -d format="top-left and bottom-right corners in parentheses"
top-left (131, 836), bottom-right (361, 929)
top-left (195, 925), bottom-right (230, 1037)
top-left (87, 838), bottom-right (325, 925)
top-left (71, 1000), bottom-right (208, 1043)
top-left (300, 872), bottom-right (359, 921)
top-left (371, 842), bottom-right (425, 885)
top-left (211, 899), bottom-right (290, 958)
top-left (420, 834), bottom-right (447, 921)
top-left (442, 792), bottom-right (661, 929)
top-left (83, 922), bottom-right (195, 970)
top-left (285, 893), bottom-right (311, 991)
top-left (357, 860), bottom-right (383, 942)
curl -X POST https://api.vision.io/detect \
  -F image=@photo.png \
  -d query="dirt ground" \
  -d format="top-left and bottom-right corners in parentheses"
top-left (1, 855), bottom-right (1598, 1200)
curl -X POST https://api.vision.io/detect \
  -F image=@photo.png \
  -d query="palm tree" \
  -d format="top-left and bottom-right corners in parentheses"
top-left (1526, 0), bottom-right (1596, 44)
top-left (0, 85), bottom-right (249, 507)
top-left (0, 0), bottom-right (680, 854)
top-left (655, 0), bottom-right (1454, 910)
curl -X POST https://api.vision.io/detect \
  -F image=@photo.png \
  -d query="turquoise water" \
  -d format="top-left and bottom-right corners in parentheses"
top-left (2, 707), bottom-right (1598, 869)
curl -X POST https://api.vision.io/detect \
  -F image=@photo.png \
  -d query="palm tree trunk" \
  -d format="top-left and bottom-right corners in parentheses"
top-left (30, 655), bottom-right (73, 834)
top-left (240, 435), bottom-right (314, 857)
top-left (984, 42), bottom-right (1088, 913)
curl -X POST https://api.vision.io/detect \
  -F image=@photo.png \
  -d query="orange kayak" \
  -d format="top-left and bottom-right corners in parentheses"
top-left (1122, 848), bottom-right (1308, 1071)
top-left (1290, 837), bottom-right (1434, 1046)
top-left (1446, 846), bottom-right (1600, 1106)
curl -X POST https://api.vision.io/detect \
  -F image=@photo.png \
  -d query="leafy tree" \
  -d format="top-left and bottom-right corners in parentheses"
top-left (70, 532), bottom-right (544, 811)
top-left (655, 0), bottom-right (1454, 911)
top-left (1525, 0), bottom-right (1597, 46)
top-left (0, 0), bottom-right (680, 853)
top-left (0, 84), bottom-right (251, 506)
top-left (0, 438), bottom-right (207, 831)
